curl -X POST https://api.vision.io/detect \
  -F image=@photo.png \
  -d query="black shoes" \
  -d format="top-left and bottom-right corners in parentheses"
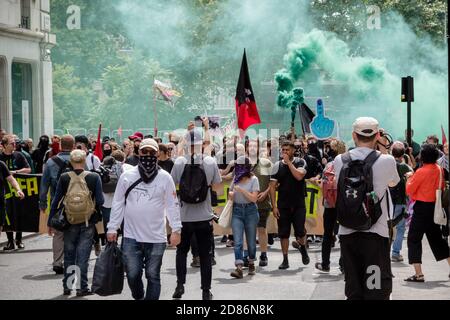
top-left (63, 289), bottom-right (72, 296)
top-left (172, 284), bottom-right (185, 299)
top-left (2, 240), bottom-right (24, 251)
top-left (259, 255), bottom-right (268, 267)
top-left (76, 289), bottom-right (93, 297)
top-left (53, 266), bottom-right (64, 275)
top-left (292, 240), bottom-right (310, 265)
top-left (278, 260), bottom-right (290, 270)
top-left (202, 290), bottom-right (213, 300)
top-left (3, 241), bottom-right (15, 251)
top-left (315, 262), bottom-right (330, 273)
top-left (299, 245), bottom-right (310, 265)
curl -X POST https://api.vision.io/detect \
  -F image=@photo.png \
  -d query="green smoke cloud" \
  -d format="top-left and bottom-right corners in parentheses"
top-left (275, 21), bottom-right (448, 142)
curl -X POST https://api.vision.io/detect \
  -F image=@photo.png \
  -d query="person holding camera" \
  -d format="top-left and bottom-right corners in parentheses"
top-left (389, 142), bottom-right (413, 262)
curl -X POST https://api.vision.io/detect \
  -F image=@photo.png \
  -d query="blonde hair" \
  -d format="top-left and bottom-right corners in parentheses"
top-left (332, 139), bottom-right (347, 155)
top-left (70, 149), bottom-right (86, 164)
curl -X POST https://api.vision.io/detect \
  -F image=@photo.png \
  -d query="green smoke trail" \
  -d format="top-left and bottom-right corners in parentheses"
top-left (275, 29), bottom-right (391, 111)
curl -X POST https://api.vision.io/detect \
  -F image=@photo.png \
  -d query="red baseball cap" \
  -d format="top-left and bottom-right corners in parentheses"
top-left (128, 132), bottom-right (144, 141)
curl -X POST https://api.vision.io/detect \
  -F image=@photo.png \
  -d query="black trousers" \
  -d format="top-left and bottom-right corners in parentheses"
top-left (176, 220), bottom-right (213, 290)
top-left (322, 208), bottom-right (343, 268)
top-left (6, 231), bottom-right (22, 242)
top-left (191, 231), bottom-right (215, 258)
top-left (340, 232), bottom-right (392, 300)
top-left (407, 201), bottom-right (450, 264)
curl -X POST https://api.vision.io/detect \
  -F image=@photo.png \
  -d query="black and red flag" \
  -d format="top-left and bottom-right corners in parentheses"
top-left (235, 50), bottom-right (261, 132)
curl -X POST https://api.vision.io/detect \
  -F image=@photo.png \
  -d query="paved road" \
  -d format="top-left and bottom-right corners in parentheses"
top-left (0, 234), bottom-right (449, 300)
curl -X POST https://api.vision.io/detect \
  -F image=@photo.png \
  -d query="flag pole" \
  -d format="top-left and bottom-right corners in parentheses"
top-left (153, 76), bottom-right (158, 137)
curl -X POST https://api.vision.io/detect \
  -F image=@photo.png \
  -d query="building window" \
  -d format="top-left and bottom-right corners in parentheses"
top-left (20, 0), bottom-right (31, 29)
top-left (12, 62), bottom-right (33, 139)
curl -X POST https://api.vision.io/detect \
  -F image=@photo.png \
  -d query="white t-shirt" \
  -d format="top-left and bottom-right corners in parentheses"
top-left (107, 166), bottom-right (182, 243)
top-left (334, 147), bottom-right (400, 238)
top-left (86, 153), bottom-right (101, 171)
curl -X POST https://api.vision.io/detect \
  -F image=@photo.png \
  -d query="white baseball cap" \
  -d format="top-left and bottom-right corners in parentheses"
top-left (353, 117), bottom-right (379, 137)
top-left (139, 138), bottom-right (159, 151)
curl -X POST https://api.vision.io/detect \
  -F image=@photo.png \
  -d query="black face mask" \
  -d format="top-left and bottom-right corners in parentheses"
top-left (327, 149), bottom-right (337, 159)
top-left (103, 149), bottom-right (112, 157)
top-left (134, 146), bottom-right (139, 155)
top-left (138, 155), bottom-right (159, 183)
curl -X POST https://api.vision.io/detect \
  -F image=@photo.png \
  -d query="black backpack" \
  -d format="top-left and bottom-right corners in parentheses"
top-left (100, 161), bottom-right (122, 194)
top-left (52, 156), bottom-right (72, 182)
top-left (179, 156), bottom-right (209, 204)
top-left (336, 150), bottom-right (384, 230)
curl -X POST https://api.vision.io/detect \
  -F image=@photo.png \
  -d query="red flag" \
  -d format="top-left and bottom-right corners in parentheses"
top-left (235, 50), bottom-right (261, 132)
top-left (441, 125), bottom-right (447, 145)
top-left (94, 124), bottom-right (103, 161)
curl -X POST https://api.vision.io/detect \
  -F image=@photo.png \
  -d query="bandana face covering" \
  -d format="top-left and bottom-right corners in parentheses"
top-left (138, 155), bottom-right (159, 183)
top-left (103, 149), bottom-right (112, 157)
top-left (234, 163), bottom-right (252, 184)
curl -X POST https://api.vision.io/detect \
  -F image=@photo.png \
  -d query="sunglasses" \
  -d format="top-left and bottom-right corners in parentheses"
top-left (168, 148), bottom-right (174, 151)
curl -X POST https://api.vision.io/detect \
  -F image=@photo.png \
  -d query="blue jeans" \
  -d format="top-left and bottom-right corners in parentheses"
top-left (392, 204), bottom-right (406, 257)
top-left (63, 224), bottom-right (95, 291)
top-left (122, 238), bottom-right (166, 300)
top-left (231, 203), bottom-right (259, 266)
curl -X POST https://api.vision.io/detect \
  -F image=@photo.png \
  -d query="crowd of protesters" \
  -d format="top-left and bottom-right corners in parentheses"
top-left (0, 115), bottom-right (449, 300)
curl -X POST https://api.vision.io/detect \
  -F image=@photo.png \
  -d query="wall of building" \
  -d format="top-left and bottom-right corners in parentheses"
top-left (0, 0), bottom-right (55, 139)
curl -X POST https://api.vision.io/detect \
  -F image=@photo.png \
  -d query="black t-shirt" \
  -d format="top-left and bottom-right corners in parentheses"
top-left (0, 152), bottom-right (30, 171)
top-left (125, 155), bottom-right (140, 166)
top-left (271, 158), bottom-right (307, 208)
top-left (32, 148), bottom-right (49, 174)
top-left (0, 161), bottom-right (11, 225)
top-left (158, 159), bottom-right (174, 173)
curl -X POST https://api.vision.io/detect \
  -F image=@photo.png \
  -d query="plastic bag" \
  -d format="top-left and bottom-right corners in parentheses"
top-left (92, 242), bottom-right (124, 296)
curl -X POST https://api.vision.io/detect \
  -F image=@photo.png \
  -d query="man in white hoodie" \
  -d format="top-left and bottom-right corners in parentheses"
top-left (107, 138), bottom-right (182, 300)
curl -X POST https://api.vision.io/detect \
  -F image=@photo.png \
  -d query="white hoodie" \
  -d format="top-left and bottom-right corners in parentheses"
top-left (107, 166), bottom-right (182, 243)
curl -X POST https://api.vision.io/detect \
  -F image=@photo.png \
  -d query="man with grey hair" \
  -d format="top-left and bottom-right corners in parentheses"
top-left (48, 149), bottom-right (104, 296)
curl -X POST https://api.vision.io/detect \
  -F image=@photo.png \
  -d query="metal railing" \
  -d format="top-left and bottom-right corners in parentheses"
top-left (20, 16), bottom-right (30, 29)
